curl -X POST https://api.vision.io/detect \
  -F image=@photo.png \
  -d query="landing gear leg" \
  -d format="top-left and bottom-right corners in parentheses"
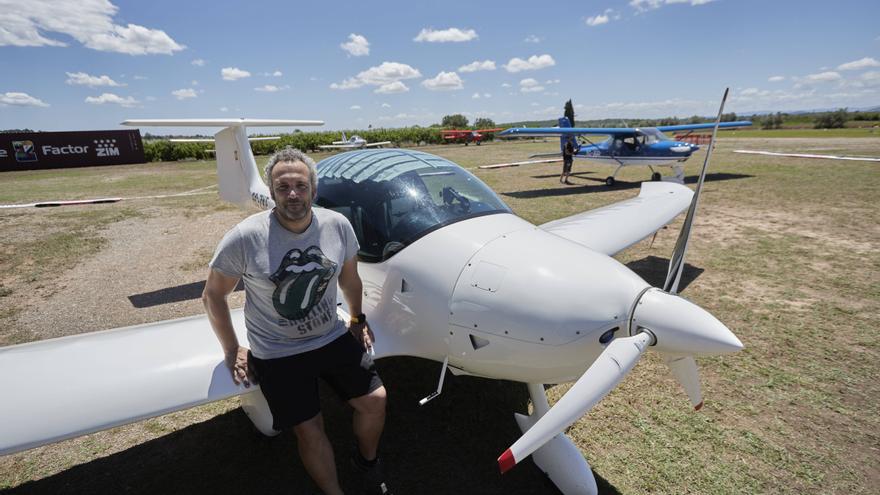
top-left (513, 383), bottom-right (598, 495)
top-left (606, 164), bottom-right (624, 187)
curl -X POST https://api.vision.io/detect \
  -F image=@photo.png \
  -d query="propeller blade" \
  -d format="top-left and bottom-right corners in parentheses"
top-left (664, 88), bottom-right (729, 294)
top-left (662, 354), bottom-right (703, 410)
top-left (498, 332), bottom-right (654, 473)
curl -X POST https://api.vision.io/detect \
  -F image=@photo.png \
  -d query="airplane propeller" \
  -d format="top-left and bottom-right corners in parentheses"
top-left (498, 88), bottom-right (741, 473)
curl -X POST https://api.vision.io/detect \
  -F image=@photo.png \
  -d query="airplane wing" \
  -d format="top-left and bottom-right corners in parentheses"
top-left (0, 306), bottom-right (377, 455)
top-left (501, 127), bottom-right (637, 137)
top-left (319, 144), bottom-right (358, 149)
top-left (541, 182), bottom-right (694, 256)
top-left (656, 121), bottom-right (751, 133)
top-left (364, 141), bottom-right (392, 147)
top-left (170, 136), bottom-right (280, 143)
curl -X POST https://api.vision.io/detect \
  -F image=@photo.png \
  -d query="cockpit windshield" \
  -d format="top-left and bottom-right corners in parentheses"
top-left (638, 127), bottom-right (669, 144)
top-left (315, 149), bottom-right (511, 262)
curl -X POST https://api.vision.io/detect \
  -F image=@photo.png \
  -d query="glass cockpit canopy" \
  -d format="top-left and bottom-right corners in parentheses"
top-left (315, 149), bottom-right (511, 262)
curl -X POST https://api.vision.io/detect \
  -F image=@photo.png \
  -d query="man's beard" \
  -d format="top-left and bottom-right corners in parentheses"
top-left (275, 200), bottom-right (311, 222)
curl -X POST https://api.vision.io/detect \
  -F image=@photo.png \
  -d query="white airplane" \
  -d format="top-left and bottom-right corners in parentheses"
top-left (0, 93), bottom-right (743, 494)
top-left (319, 131), bottom-right (391, 149)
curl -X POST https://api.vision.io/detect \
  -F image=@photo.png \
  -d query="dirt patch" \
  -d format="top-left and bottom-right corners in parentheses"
top-left (10, 208), bottom-right (250, 341)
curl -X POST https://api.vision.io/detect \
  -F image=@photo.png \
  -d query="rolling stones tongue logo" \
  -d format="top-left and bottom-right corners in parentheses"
top-left (269, 246), bottom-right (337, 320)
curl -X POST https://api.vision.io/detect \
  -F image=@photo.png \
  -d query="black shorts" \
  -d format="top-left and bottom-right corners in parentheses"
top-left (248, 332), bottom-right (383, 431)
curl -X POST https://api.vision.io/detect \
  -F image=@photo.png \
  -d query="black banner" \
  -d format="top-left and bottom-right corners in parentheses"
top-left (0, 130), bottom-right (145, 172)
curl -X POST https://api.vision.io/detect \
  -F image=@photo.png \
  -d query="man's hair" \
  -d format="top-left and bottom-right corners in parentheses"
top-left (264, 147), bottom-right (318, 190)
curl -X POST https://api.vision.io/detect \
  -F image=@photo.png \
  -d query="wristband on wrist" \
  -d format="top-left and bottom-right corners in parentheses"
top-left (350, 313), bottom-right (367, 324)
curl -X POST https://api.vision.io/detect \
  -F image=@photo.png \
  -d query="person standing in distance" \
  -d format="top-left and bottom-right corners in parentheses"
top-left (561, 137), bottom-right (575, 185)
top-left (203, 148), bottom-right (391, 495)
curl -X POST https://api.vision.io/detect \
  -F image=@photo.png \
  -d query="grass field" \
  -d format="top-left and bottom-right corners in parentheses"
top-left (1, 137), bottom-right (878, 494)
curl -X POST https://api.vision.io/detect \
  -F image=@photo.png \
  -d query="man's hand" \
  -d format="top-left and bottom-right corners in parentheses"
top-left (225, 346), bottom-right (256, 387)
top-left (349, 321), bottom-right (375, 352)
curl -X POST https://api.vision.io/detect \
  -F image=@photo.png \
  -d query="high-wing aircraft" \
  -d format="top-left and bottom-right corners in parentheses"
top-left (319, 131), bottom-right (391, 150)
top-left (441, 127), bottom-right (503, 145)
top-left (0, 93), bottom-right (744, 495)
top-left (500, 118), bottom-right (751, 186)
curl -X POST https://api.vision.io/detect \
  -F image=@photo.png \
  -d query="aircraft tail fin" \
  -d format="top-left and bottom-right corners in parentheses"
top-left (121, 119), bottom-right (322, 209)
top-left (342, 131), bottom-right (347, 142)
top-left (214, 126), bottom-right (271, 208)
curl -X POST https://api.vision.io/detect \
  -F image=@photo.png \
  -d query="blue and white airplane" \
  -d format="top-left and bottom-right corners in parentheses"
top-left (500, 117), bottom-right (752, 186)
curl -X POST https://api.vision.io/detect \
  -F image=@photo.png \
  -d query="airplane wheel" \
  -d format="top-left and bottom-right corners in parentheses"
top-left (605, 176), bottom-right (615, 187)
top-left (651, 172), bottom-right (662, 181)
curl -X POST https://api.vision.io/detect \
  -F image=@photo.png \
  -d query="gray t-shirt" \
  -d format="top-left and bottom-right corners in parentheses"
top-left (210, 207), bottom-right (360, 359)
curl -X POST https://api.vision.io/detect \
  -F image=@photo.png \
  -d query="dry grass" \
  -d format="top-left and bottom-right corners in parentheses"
top-left (1, 137), bottom-right (878, 494)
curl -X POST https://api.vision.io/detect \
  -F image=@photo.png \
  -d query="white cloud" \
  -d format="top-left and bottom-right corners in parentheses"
top-left (837, 57), bottom-right (880, 71)
top-left (350, 105), bottom-right (362, 110)
top-left (65, 71), bottom-right (124, 87)
top-left (381, 103), bottom-right (391, 108)
top-left (260, 70), bottom-right (283, 77)
top-left (330, 62), bottom-right (422, 90)
top-left (805, 71), bottom-right (842, 82)
top-left (84, 92), bottom-right (139, 107)
top-left (375, 81), bottom-right (410, 94)
top-left (520, 78), bottom-right (545, 93)
top-left (0, 92), bottom-right (49, 107)
top-left (739, 87), bottom-right (770, 97)
top-left (414, 27), bottom-right (477, 43)
top-left (255, 84), bottom-right (290, 92)
top-left (501, 83), bottom-right (512, 88)
top-left (587, 9), bottom-right (620, 26)
top-left (191, 58), bottom-right (206, 67)
top-left (422, 71), bottom-right (464, 91)
top-left (171, 88), bottom-right (197, 100)
top-left (0, 0), bottom-right (185, 55)
top-left (472, 92), bottom-right (481, 99)
top-left (504, 54), bottom-right (556, 73)
top-left (484, 93), bottom-right (492, 98)
top-left (630, 0), bottom-right (715, 12)
top-left (340, 33), bottom-right (370, 56)
top-left (768, 75), bottom-right (785, 82)
top-left (459, 60), bottom-right (496, 73)
top-left (586, 14), bottom-right (609, 26)
top-left (524, 35), bottom-right (541, 43)
top-left (133, 75), bottom-right (147, 80)
top-left (191, 80), bottom-right (198, 85)
top-left (221, 67), bottom-right (251, 81)
top-left (545, 79), bottom-right (561, 84)
top-left (219, 106), bottom-right (229, 112)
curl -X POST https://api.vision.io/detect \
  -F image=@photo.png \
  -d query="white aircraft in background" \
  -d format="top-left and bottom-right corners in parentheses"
top-left (0, 93), bottom-right (743, 495)
top-left (319, 131), bottom-right (391, 149)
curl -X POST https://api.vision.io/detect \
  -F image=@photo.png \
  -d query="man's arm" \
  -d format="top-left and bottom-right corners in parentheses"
top-left (338, 256), bottom-right (374, 350)
top-left (203, 269), bottom-right (253, 387)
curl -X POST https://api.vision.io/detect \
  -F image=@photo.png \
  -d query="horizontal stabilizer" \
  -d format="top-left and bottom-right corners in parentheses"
top-left (541, 182), bottom-right (693, 256)
top-left (123, 119), bottom-right (323, 127)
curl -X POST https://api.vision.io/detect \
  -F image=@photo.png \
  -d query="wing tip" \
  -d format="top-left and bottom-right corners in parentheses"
top-left (498, 448), bottom-right (516, 474)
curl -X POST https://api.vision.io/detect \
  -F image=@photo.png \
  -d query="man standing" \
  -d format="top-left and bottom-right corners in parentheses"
top-left (561, 137), bottom-right (575, 185)
top-left (203, 148), bottom-right (390, 495)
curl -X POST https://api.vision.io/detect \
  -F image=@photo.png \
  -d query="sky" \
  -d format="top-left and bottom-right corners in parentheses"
top-left (1, 0), bottom-right (879, 134)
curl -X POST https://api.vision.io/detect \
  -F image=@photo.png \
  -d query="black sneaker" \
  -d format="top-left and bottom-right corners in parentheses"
top-left (351, 450), bottom-right (392, 495)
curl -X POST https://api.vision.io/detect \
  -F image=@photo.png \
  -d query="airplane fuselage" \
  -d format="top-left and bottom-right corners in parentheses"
top-left (575, 138), bottom-right (698, 167)
top-left (357, 213), bottom-right (650, 384)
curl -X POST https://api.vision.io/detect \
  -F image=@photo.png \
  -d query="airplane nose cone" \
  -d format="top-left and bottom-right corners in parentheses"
top-left (630, 288), bottom-right (742, 355)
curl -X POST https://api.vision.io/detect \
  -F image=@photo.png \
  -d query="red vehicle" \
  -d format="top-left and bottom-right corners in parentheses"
top-left (441, 128), bottom-right (503, 145)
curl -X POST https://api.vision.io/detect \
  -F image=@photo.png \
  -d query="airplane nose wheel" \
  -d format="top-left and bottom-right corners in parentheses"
top-left (605, 176), bottom-right (616, 187)
top-left (651, 172), bottom-right (662, 181)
